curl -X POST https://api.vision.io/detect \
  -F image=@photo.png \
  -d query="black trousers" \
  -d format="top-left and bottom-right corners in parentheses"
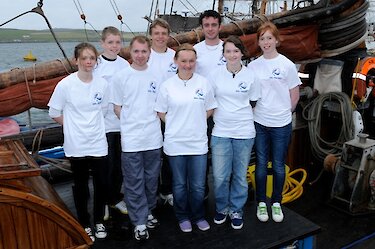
top-left (106, 132), bottom-right (124, 205)
top-left (70, 156), bottom-right (107, 227)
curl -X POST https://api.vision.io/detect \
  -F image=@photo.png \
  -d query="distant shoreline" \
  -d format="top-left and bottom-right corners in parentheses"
top-left (0, 28), bottom-right (143, 43)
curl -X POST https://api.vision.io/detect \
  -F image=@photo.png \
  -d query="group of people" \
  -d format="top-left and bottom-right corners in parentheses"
top-left (47, 9), bottom-right (301, 243)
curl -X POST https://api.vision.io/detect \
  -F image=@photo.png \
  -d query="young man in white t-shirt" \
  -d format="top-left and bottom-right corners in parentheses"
top-left (194, 9), bottom-right (225, 198)
top-left (110, 36), bottom-right (162, 241)
top-left (194, 10), bottom-right (226, 77)
top-left (148, 18), bottom-right (177, 207)
top-left (94, 26), bottom-right (130, 220)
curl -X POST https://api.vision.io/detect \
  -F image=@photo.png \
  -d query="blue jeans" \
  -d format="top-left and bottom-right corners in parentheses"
top-left (211, 136), bottom-right (254, 216)
top-left (168, 154), bottom-right (207, 223)
top-left (254, 122), bottom-right (292, 203)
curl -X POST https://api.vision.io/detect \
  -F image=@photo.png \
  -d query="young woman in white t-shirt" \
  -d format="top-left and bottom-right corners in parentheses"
top-left (48, 42), bottom-right (109, 242)
top-left (248, 22), bottom-right (301, 224)
top-left (209, 35), bottom-right (260, 230)
top-left (155, 43), bottom-right (217, 233)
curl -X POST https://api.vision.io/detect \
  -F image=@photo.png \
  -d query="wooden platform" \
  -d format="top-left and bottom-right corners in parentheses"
top-left (54, 179), bottom-right (320, 249)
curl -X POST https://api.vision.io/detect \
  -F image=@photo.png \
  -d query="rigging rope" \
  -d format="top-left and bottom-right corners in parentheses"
top-left (72, 0), bottom-right (100, 41)
top-left (109, 0), bottom-right (135, 36)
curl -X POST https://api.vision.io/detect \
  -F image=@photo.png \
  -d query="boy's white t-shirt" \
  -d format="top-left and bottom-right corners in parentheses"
top-left (248, 54), bottom-right (302, 127)
top-left (148, 47), bottom-right (177, 83)
top-left (194, 40), bottom-right (226, 76)
top-left (110, 66), bottom-right (162, 152)
top-left (155, 73), bottom-right (217, 156)
top-left (48, 72), bottom-right (108, 157)
top-left (94, 55), bottom-right (129, 133)
top-left (209, 65), bottom-right (260, 139)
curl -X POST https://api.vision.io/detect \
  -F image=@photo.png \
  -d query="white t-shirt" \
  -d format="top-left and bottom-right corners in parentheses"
top-left (94, 55), bottom-right (130, 133)
top-left (248, 54), bottom-right (302, 127)
top-left (148, 48), bottom-right (177, 83)
top-left (155, 73), bottom-right (217, 156)
top-left (194, 40), bottom-right (226, 76)
top-left (48, 72), bottom-right (108, 157)
top-left (110, 66), bottom-right (162, 152)
top-left (209, 65), bottom-right (260, 139)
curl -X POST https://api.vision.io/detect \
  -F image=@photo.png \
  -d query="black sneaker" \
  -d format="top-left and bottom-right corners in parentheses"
top-left (213, 212), bottom-right (227, 224)
top-left (230, 213), bottom-right (243, 229)
top-left (134, 225), bottom-right (149, 240)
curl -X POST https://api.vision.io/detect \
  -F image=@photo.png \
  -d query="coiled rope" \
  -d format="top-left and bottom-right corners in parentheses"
top-left (302, 92), bottom-right (354, 162)
top-left (247, 163), bottom-right (307, 204)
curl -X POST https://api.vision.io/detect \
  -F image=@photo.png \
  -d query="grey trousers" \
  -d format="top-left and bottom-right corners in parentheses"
top-left (121, 148), bottom-right (162, 226)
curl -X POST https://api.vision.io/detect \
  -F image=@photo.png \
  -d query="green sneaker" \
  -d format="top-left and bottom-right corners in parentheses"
top-left (271, 202), bottom-right (284, 222)
top-left (256, 202), bottom-right (269, 222)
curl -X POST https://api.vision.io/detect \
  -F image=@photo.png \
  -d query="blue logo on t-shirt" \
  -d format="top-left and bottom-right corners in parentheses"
top-left (218, 55), bottom-right (226, 65)
top-left (168, 63), bottom-right (178, 73)
top-left (93, 92), bottom-right (103, 105)
top-left (271, 68), bottom-right (282, 79)
top-left (236, 82), bottom-right (248, 92)
top-left (194, 88), bottom-right (205, 100)
top-left (148, 81), bottom-right (157, 93)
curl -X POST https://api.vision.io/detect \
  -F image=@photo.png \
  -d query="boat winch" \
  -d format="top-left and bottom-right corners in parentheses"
top-left (330, 133), bottom-right (375, 214)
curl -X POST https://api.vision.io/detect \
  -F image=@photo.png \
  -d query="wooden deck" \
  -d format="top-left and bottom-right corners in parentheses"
top-left (53, 178), bottom-right (320, 249)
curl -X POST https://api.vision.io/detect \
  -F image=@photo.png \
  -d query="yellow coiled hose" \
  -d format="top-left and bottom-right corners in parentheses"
top-left (247, 164), bottom-right (307, 204)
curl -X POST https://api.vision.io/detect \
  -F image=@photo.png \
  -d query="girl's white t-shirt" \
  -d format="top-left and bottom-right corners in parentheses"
top-left (155, 73), bottom-right (217, 156)
top-left (48, 72), bottom-right (108, 157)
top-left (209, 65), bottom-right (260, 139)
top-left (248, 54), bottom-right (301, 127)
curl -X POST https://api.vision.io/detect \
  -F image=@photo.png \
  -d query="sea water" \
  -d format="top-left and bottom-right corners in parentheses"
top-left (0, 41), bottom-right (102, 129)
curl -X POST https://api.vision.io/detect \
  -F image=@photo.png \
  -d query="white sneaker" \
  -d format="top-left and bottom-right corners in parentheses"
top-left (85, 227), bottom-right (95, 242)
top-left (147, 214), bottom-right (159, 228)
top-left (256, 202), bottom-right (269, 222)
top-left (134, 224), bottom-right (149, 240)
top-left (114, 200), bottom-right (128, 214)
top-left (271, 202), bottom-right (284, 222)
top-left (103, 205), bottom-right (110, 221)
top-left (160, 193), bottom-right (173, 206)
top-left (94, 223), bottom-right (107, 239)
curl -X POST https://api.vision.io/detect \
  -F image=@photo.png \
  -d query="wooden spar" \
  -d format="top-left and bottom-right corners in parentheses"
top-left (0, 58), bottom-right (76, 90)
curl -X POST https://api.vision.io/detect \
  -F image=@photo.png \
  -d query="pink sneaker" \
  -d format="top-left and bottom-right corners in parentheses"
top-left (196, 219), bottom-right (210, 231)
top-left (179, 220), bottom-right (192, 232)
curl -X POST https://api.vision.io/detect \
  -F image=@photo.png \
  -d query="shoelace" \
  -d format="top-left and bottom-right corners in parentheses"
top-left (96, 224), bottom-right (105, 231)
top-left (258, 206), bottom-right (267, 215)
top-left (231, 213), bottom-right (241, 219)
top-left (272, 206), bottom-right (281, 215)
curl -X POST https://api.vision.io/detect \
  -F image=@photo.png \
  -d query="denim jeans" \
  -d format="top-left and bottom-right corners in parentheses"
top-left (168, 154), bottom-right (207, 223)
top-left (211, 136), bottom-right (254, 216)
top-left (254, 122), bottom-right (292, 203)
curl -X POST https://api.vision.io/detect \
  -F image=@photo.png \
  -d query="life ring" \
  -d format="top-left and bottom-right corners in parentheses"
top-left (352, 57), bottom-right (375, 99)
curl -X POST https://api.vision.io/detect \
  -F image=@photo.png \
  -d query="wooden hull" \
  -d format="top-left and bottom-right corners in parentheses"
top-left (0, 139), bottom-right (91, 249)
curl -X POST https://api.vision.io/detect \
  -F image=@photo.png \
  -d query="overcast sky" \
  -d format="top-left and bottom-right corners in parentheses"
top-left (0, 0), bottom-right (217, 32)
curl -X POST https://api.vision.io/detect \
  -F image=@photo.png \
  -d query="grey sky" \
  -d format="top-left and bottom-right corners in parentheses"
top-left (1, 0), bottom-right (215, 32)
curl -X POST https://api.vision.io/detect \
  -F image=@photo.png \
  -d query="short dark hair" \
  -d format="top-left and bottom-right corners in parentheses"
top-left (199, 10), bottom-right (221, 26)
